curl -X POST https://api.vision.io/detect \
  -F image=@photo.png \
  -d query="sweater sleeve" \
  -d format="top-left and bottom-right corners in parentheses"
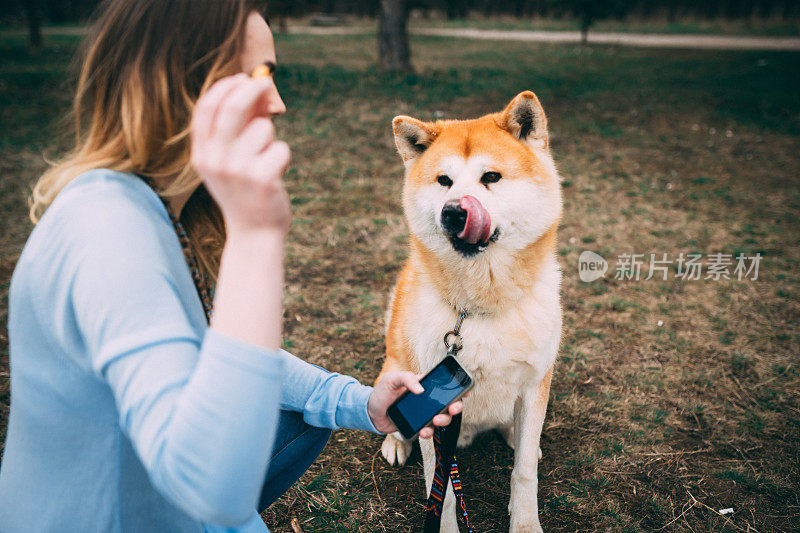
top-left (278, 350), bottom-right (380, 433)
top-left (64, 190), bottom-right (284, 527)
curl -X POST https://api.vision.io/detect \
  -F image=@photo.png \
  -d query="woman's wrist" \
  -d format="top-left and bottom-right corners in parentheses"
top-left (225, 224), bottom-right (288, 249)
top-left (221, 227), bottom-right (286, 279)
top-left (211, 226), bottom-right (286, 351)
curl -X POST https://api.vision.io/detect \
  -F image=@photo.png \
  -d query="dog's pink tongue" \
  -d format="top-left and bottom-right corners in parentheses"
top-left (458, 195), bottom-right (492, 244)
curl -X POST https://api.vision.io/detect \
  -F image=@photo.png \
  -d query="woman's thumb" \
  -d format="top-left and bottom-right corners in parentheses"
top-left (395, 371), bottom-right (424, 394)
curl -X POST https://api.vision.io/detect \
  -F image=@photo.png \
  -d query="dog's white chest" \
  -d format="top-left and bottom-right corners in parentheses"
top-left (405, 284), bottom-right (560, 430)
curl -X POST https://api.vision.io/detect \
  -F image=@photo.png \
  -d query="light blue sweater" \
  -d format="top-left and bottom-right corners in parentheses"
top-left (0, 169), bottom-right (378, 532)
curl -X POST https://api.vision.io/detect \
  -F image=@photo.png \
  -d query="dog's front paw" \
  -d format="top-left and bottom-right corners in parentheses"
top-left (381, 432), bottom-right (412, 466)
top-left (510, 514), bottom-right (544, 533)
top-left (457, 426), bottom-right (477, 447)
top-left (440, 517), bottom-right (461, 533)
top-left (509, 497), bottom-right (543, 532)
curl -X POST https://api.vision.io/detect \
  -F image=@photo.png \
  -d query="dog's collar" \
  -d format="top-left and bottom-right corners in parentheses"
top-left (443, 299), bottom-right (490, 319)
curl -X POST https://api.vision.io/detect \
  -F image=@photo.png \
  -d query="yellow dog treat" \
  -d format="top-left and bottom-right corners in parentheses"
top-left (251, 61), bottom-right (275, 79)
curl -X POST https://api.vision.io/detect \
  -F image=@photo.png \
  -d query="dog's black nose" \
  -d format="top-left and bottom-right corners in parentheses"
top-left (441, 200), bottom-right (467, 235)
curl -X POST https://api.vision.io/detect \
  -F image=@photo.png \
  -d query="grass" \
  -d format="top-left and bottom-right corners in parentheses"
top-left (1, 27), bottom-right (800, 532)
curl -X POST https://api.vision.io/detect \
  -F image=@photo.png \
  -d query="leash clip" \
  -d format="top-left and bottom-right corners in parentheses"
top-left (443, 311), bottom-right (468, 357)
top-left (443, 332), bottom-right (463, 356)
top-left (446, 341), bottom-right (461, 357)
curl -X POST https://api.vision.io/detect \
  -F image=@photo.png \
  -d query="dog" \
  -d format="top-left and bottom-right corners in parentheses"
top-left (376, 91), bottom-right (562, 532)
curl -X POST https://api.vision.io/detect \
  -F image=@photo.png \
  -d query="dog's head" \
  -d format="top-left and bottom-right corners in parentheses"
top-left (393, 91), bottom-right (562, 260)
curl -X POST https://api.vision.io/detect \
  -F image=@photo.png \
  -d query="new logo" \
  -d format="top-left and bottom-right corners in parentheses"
top-left (578, 251), bottom-right (608, 282)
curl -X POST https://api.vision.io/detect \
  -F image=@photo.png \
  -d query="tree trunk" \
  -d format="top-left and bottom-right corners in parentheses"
top-left (667, 0), bottom-right (679, 23)
top-left (24, 0), bottom-right (43, 51)
top-left (535, 0), bottom-right (549, 18)
top-left (514, 0), bottom-right (527, 18)
top-left (378, 0), bottom-right (411, 73)
top-left (445, 0), bottom-right (460, 20)
top-left (581, 15), bottom-right (592, 46)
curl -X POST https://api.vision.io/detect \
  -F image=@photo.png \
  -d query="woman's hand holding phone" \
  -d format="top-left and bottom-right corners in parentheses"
top-left (368, 371), bottom-right (464, 439)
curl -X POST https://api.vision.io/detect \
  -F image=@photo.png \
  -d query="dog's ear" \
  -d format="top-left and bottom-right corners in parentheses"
top-left (497, 91), bottom-right (548, 150)
top-left (392, 116), bottom-right (438, 166)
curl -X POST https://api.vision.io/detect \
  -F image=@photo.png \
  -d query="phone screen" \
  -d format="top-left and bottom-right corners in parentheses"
top-left (388, 356), bottom-right (472, 439)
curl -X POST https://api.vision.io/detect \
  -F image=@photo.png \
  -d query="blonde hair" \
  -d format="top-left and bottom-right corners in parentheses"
top-left (30, 0), bottom-right (260, 282)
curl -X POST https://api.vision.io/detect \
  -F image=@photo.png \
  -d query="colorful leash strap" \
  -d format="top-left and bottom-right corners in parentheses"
top-left (423, 412), bottom-right (473, 532)
top-left (424, 311), bottom-right (473, 533)
top-left (141, 177), bottom-right (215, 323)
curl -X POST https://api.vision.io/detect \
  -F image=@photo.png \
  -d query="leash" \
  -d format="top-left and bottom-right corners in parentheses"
top-left (424, 312), bottom-right (474, 533)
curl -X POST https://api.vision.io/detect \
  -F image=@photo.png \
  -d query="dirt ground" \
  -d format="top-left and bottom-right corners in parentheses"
top-left (1, 28), bottom-right (799, 532)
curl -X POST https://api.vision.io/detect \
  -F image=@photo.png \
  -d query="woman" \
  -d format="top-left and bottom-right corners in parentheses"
top-left (0, 1), bottom-right (461, 531)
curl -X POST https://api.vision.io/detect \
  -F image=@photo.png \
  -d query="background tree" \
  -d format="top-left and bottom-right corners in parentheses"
top-left (0, 0), bottom-right (797, 42)
top-left (23, 0), bottom-right (42, 51)
top-left (378, 0), bottom-right (411, 73)
top-left (552, 0), bottom-right (629, 45)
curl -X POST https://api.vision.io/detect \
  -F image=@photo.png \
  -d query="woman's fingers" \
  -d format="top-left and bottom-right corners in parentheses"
top-left (230, 117), bottom-right (276, 159)
top-left (422, 404), bottom-right (461, 438)
top-left (192, 74), bottom-right (248, 145)
top-left (432, 413), bottom-right (452, 427)
top-left (386, 371), bottom-right (423, 394)
top-left (252, 140), bottom-right (292, 180)
top-left (213, 78), bottom-right (277, 141)
top-left (189, 74), bottom-right (294, 235)
top-left (403, 372), bottom-right (425, 394)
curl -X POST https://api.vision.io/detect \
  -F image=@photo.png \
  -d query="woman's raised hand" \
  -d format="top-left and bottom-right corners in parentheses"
top-left (191, 73), bottom-right (291, 237)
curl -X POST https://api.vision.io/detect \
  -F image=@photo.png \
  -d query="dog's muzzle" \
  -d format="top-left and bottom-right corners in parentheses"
top-left (441, 196), bottom-right (492, 245)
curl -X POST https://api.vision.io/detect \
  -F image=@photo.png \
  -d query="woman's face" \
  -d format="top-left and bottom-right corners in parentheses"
top-left (241, 11), bottom-right (286, 116)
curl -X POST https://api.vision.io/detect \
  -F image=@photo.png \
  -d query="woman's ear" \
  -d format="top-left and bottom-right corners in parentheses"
top-left (392, 116), bottom-right (439, 166)
top-left (497, 91), bottom-right (548, 150)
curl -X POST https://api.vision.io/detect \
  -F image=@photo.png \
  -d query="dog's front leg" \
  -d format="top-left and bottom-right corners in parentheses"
top-left (509, 369), bottom-right (552, 533)
top-left (420, 436), bottom-right (459, 533)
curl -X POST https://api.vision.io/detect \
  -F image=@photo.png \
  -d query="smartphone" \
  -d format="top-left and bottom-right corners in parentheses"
top-left (387, 355), bottom-right (474, 440)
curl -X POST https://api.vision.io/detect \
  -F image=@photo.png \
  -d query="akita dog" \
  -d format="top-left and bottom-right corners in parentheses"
top-left (377, 91), bottom-right (562, 532)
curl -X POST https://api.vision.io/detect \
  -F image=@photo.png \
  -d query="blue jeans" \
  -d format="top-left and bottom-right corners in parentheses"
top-left (257, 410), bottom-right (332, 511)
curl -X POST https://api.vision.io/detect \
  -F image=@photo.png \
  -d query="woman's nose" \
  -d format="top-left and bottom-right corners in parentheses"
top-left (268, 84), bottom-right (286, 116)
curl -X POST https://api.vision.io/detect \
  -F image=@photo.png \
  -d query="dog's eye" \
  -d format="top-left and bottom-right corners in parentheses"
top-left (437, 175), bottom-right (453, 187)
top-left (481, 172), bottom-right (502, 185)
